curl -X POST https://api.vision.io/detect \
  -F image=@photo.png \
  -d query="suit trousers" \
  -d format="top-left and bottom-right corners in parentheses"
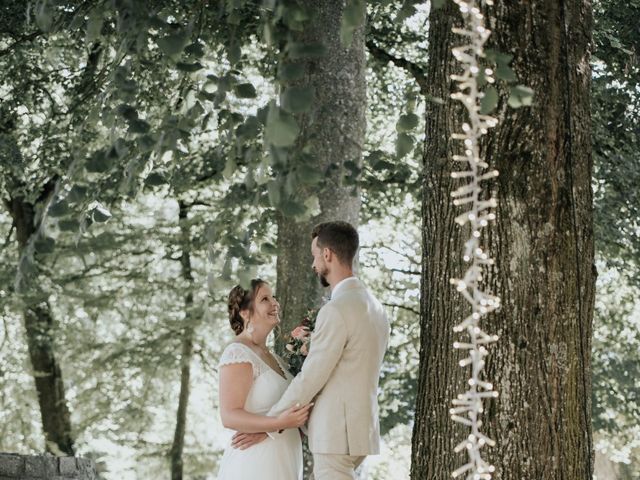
top-left (312, 453), bottom-right (366, 480)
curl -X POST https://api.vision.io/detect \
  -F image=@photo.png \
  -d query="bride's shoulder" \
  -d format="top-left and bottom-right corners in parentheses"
top-left (220, 342), bottom-right (254, 364)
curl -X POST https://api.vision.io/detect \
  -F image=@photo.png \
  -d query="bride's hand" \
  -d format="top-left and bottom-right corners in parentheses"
top-left (277, 402), bottom-right (313, 429)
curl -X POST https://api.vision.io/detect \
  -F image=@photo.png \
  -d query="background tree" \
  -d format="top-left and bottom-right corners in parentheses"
top-left (270, 0), bottom-right (366, 351)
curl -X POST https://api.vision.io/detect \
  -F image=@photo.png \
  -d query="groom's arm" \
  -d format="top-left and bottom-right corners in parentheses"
top-left (268, 304), bottom-right (347, 417)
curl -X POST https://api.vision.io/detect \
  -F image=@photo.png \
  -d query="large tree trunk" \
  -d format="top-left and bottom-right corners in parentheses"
top-left (273, 2), bottom-right (365, 478)
top-left (169, 200), bottom-right (197, 480)
top-left (8, 188), bottom-right (75, 455)
top-left (275, 0), bottom-right (365, 350)
top-left (411, 1), bottom-right (595, 478)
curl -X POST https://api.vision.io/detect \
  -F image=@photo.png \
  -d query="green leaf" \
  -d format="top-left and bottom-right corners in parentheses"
top-left (197, 90), bottom-right (216, 102)
top-left (223, 156), bottom-right (237, 179)
top-left (485, 49), bottom-right (513, 65)
top-left (176, 62), bottom-right (203, 72)
top-left (236, 116), bottom-right (261, 139)
top-left (432, 0), bottom-right (445, 8)
top-left (281, 86), bottom-right (314, 113)
top-left (267, 180), bottom-right (282, 206)
top-left (86, 150), bottom-right (111, 173)
top-left (343, 0), bottom-right (365, 27)
top-left (58, 219), bottom-right (79, 232)
top-left (280, 199), bottom-right (306, 217)
top-left (298, 163), bottom-right (323, 185)
top-left (508, 85), bottom-right (534, 108)
top-left (282, 5), bottom-right (311, 30)
top-left (86, 9), bottom-right (103, 43)
top-left (278, 63), bottom-right (305, 83)
top-left (35, 236), bottom-right (55, 254)
top-left (114, 67), bottom-right (137, 94)
top-left (340, 0), bottom-right (365, 46)
top-left (234, 83), bottom-right (257, 98)
top-left (396, 113), bottom-right (420, 132)
top-left (480, 86), bottom-right (499, 114)
top-left (221, 257), bottom-right (232, 281)
top-left (257, 105), bottom-right (269, 125)
top-left (128, 119), bottom-right (151, 134)
top-left (92, 205), bottom-right (112, 223)
top-left (496, 64), bottom-right (517, 82)
top-left (372, 159), bottom-right (394, 171)
top-left (288, 42), bottom-right (327, 59)
top-left (67, 185), bottom-right (88, 203)
top-left (137, 134), bottom-right (156, 152)
top-left (261, 242), bottom-right (278, 255)
top-left (108, 138), bottom-right (129, 159)
top-left (227, 42), bottom-right (241, 65)
top-left (265, 104), bottom-right (299, 147)
top-left (145, 172), bottom-right (165, 186)
top-left (395, 2), bottom-right (417, 23)
top-left (35, 1), bottom-right (53, 33)
top-left (395, 133), bottom-right (415, 158)
top-left (184, 42), bottom-right (205, 58)
top-left (303, 195), bottom-right (321, 218)
top-left (238, 264), bottom-right (259, 290)
top-left (157, 32), bottom-right (189, 57)
top-left (48, 201), bottom-right (70, 217)
top-left (116, 104), bottom-right (138, 121)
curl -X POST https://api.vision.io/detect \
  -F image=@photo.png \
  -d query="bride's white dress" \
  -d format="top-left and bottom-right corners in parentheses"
top-left (216, 342), bottom-right (303, 480)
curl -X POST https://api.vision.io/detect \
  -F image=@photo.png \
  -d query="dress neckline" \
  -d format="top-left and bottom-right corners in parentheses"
top-left (231, 342), bottom-right (288, 381)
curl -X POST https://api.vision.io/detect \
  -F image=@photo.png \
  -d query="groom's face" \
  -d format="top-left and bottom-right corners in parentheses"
top-left (311, 237), bottom-right (330, 287)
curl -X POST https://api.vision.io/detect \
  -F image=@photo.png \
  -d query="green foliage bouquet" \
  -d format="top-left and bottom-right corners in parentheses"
top-left (283, 308), bottom-right (317, 375)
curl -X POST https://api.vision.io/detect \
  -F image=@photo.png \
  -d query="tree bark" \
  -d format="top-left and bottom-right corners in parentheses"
top-left (275, 0), bottom-right (365, 351)
top-left (273, 2), bottom-right (365, 478)
top-left (169, 200), bottom-right (197, 480)
top-left (411, 1), bottom-right (595, 478)
top-left (8, 187), bottom-right (75, 455)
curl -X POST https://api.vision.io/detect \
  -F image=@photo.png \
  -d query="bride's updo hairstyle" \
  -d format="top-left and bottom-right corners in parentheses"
top-left (227, 279), bottom-right (266, 335)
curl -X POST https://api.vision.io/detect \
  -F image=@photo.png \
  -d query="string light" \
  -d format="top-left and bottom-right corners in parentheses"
top-left (448, 0), bottom-right (500, 479)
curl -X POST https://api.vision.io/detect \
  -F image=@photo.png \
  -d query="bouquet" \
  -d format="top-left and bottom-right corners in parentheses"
top-left (283, 308), bottom-right (317, 375)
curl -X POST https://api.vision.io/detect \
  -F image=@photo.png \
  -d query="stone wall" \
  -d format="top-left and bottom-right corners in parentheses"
top-left (0, 453), bottom-right (96, 479)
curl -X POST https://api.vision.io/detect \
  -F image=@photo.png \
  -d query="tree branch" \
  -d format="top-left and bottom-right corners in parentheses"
top-left (0, 32), bottom-right (41, 57)
top-left (382, 302), bottom-right (419, 316)
top-left (390, 267), bottom-right (420, 276)
top-left (3, 221), bottom-right (15, 249)
top-left (366, 40), bottom-right (428, 95)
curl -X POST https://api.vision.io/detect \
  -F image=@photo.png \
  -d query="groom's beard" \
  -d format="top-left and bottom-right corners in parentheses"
top-left (315, 267), bottom-right (330, 287)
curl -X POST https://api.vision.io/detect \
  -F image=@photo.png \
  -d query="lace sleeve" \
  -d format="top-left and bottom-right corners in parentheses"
top-left (219, 343), bottom-right (259, 379)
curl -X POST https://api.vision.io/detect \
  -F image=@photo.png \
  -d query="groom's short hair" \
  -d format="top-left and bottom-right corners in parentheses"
top-left (311, 221), bottom-right (359, 267)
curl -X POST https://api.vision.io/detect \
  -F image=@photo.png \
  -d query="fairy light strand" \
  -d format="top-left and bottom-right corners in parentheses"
top-left (448, 1), bottom-right (501, 479)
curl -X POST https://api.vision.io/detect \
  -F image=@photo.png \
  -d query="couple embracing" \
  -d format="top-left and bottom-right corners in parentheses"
top-left (216, 221), bottom-right (390, 480)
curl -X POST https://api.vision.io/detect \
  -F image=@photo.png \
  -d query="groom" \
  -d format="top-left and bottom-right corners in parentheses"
top-left (234, 221), bottom-right (390, 479)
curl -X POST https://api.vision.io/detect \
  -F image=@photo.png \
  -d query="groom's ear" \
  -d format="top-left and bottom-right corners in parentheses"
top-left (322, 247), bottom-right (332, 262)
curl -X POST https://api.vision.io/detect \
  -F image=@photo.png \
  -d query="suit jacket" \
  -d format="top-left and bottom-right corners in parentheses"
top-left (268, 277), bottom-right (390, 455)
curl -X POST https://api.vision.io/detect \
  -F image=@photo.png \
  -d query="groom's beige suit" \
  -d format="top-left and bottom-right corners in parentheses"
top-left (268, 277), bottom-right (390, 479)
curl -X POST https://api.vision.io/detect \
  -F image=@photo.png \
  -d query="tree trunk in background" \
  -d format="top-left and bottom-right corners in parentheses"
top-left (273, 2), bottom-right (365, 478)
top-left (411, 1), bottom-right (595, 478)
top-left (169, 200), bottom-right (197, 480)
top-left (275, 0), bottom-right (365, 352)
top-left (7, 183), bottom-right (75, 455)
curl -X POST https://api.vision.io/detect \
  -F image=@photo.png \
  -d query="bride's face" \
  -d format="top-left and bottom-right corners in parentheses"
top-left (248, 283), bottom-right (280, 328)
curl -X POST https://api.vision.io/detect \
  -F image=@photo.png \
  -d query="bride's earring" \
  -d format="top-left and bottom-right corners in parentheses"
top-left (246, 322), bottom-right (254, 335)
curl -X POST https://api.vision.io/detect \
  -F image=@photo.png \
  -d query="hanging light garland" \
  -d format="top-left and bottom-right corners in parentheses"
top-left (447, 0), bottom-right (501, 479)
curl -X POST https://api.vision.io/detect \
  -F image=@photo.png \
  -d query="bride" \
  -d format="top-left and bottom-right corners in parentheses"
top-left (216, 279), bottom-right (312, 480)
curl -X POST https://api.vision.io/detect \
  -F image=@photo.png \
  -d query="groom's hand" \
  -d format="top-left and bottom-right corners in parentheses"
top-left (231, 432), bottom-right (268, 450)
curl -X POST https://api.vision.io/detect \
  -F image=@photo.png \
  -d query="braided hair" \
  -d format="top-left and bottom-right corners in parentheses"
top-left (227, 279), bottom-right (265, 335)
